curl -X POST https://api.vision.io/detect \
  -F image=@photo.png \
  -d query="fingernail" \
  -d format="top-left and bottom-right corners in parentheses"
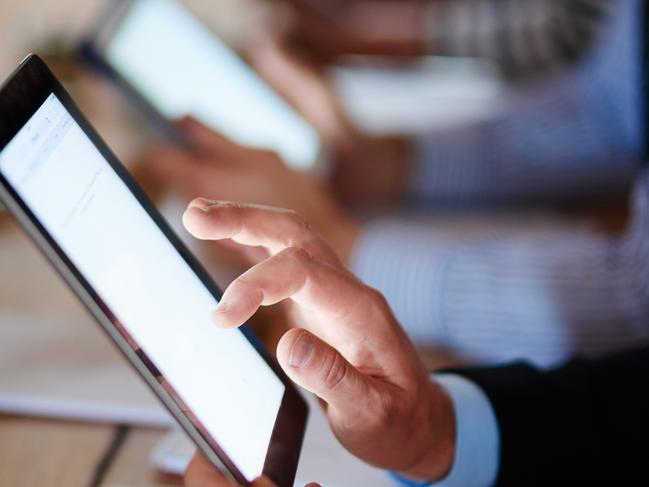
top-left (186, 204), bottom-right (209, 213)
top-left (289, 332), bottom-right (314, 369)
top-left (214, 301), bottom-right (228, 314)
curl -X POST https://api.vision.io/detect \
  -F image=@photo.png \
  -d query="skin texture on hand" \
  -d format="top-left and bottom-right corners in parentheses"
top-left (181, 201), bottom-right (456, 484)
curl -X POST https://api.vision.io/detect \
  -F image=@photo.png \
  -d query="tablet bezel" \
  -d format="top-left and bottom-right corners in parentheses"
top-left (0, 55), bottom-right (308, 487)
top-left (78, 0), bottom-right (324, 168)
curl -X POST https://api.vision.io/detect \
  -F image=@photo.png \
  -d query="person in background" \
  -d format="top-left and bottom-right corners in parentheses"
top-left (252, 0), bottom-right (641, 208)
top-left (275, 0), bottom-right (611, 81)
top-left (178, 200), bottom-right (649, 487)
top-left (144, 0), bottom-right (647, 368)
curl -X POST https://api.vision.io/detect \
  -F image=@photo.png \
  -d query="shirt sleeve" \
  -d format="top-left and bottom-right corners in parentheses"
top-left (423, 0), bottom-right (611, 79)
top-left (350, 172), bottom-right (649, 368)
top-left (389, 374), bottom-right (500, 487)
top-left (410, 0), bottom-right (643, 204)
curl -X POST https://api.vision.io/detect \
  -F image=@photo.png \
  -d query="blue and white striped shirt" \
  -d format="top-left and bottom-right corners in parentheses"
top-left (351, 0), bottom-right (649, 369)
top-left (425, 0), bottom-right (612, 80)
top-left (411, 0), bottom-right (644, 205)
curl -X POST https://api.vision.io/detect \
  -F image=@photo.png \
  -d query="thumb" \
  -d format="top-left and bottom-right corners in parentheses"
top-left (276, 329), bottom-right (370, 411)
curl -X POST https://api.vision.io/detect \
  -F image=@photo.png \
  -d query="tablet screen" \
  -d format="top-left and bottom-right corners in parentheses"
top-left (0, 93), bottom-right (285, 481)
top-left (103, 0), bottom-right (320, 171)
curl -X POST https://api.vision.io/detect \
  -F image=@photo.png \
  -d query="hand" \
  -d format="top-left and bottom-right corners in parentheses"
top-left (142, 118), bottom-right (360, 262)
top-left (182, 201), bottom-right (456, 481)
top-left (273, 0), bottom-right (429, 60)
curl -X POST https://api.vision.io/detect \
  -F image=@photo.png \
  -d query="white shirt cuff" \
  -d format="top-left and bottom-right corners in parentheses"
top-left (432, 374), bottom-right (500, 487)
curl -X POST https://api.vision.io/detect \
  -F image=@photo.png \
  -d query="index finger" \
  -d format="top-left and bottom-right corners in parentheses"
top-left (183, 200), bottom-right (340, 267)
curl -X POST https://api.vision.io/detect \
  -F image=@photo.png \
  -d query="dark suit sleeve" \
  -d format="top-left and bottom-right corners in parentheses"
top-left (452, 346), bottom-right (649, 486)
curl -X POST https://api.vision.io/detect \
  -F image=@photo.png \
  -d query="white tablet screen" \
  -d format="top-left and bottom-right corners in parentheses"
top-left (0, 93), bottom-right (285, 481)
top-left (104, 0), bottom-right (320, 171)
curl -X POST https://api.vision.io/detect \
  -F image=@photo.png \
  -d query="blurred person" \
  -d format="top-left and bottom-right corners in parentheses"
top-left (144, 0), bottom-right (647, 368)
top-left (274, 0), bottom-right (611, 80)
top-left (178, 201), bottom-right (649, 487)
top-left (148, 0), bottom-right (642, 209)
top-left (251, 0), bottom-right (642, 208)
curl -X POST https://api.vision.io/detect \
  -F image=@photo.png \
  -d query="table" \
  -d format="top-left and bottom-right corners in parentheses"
top-left (0, 418), bottom-right (174, 487)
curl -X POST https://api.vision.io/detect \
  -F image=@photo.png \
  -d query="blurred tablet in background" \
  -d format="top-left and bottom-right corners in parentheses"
top-left (81, 0), bottom-right (321, 171)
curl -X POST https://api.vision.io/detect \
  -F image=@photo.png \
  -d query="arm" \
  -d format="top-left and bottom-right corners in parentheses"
top-left (352, 172), bottom-right (649, 368)
top-left (410, 0), bottom-right (643, 204)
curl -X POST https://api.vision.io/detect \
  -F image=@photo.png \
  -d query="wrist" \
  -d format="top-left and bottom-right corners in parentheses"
top-left (397, 381), bottom-right (456, 482)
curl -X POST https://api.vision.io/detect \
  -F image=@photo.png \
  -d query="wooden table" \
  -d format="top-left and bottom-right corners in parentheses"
top-left (0, 418), bottom-right (175, 487)
top-left (0, 212), bottom-right (181, 487)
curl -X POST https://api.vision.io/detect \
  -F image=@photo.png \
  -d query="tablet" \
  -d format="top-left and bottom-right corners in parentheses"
top-left (80, 0), bottom-right (321, 171)
top-left (0, 55), bottom-right (308, 487)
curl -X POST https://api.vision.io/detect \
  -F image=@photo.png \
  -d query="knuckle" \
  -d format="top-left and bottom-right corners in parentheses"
top-left (366, 287), bottom-right (389, 310)
top-left (322, 351), bottom-right (348, 391)
top-left (373, 391), bottom-right (402, 430)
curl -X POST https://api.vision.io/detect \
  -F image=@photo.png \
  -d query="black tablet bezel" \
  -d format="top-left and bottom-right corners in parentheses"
top-left (0, 55), bottom-right (308, 487)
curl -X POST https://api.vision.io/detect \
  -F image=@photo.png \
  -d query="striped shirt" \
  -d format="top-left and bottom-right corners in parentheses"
top-left (426, 0), bottom-right (612, 79)
top-left (350, 0), bottom-right (648, 368)
top-left (412, 0), bottom-right (644, 204)
top-left (352, 171), bottom-right (649, 368)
